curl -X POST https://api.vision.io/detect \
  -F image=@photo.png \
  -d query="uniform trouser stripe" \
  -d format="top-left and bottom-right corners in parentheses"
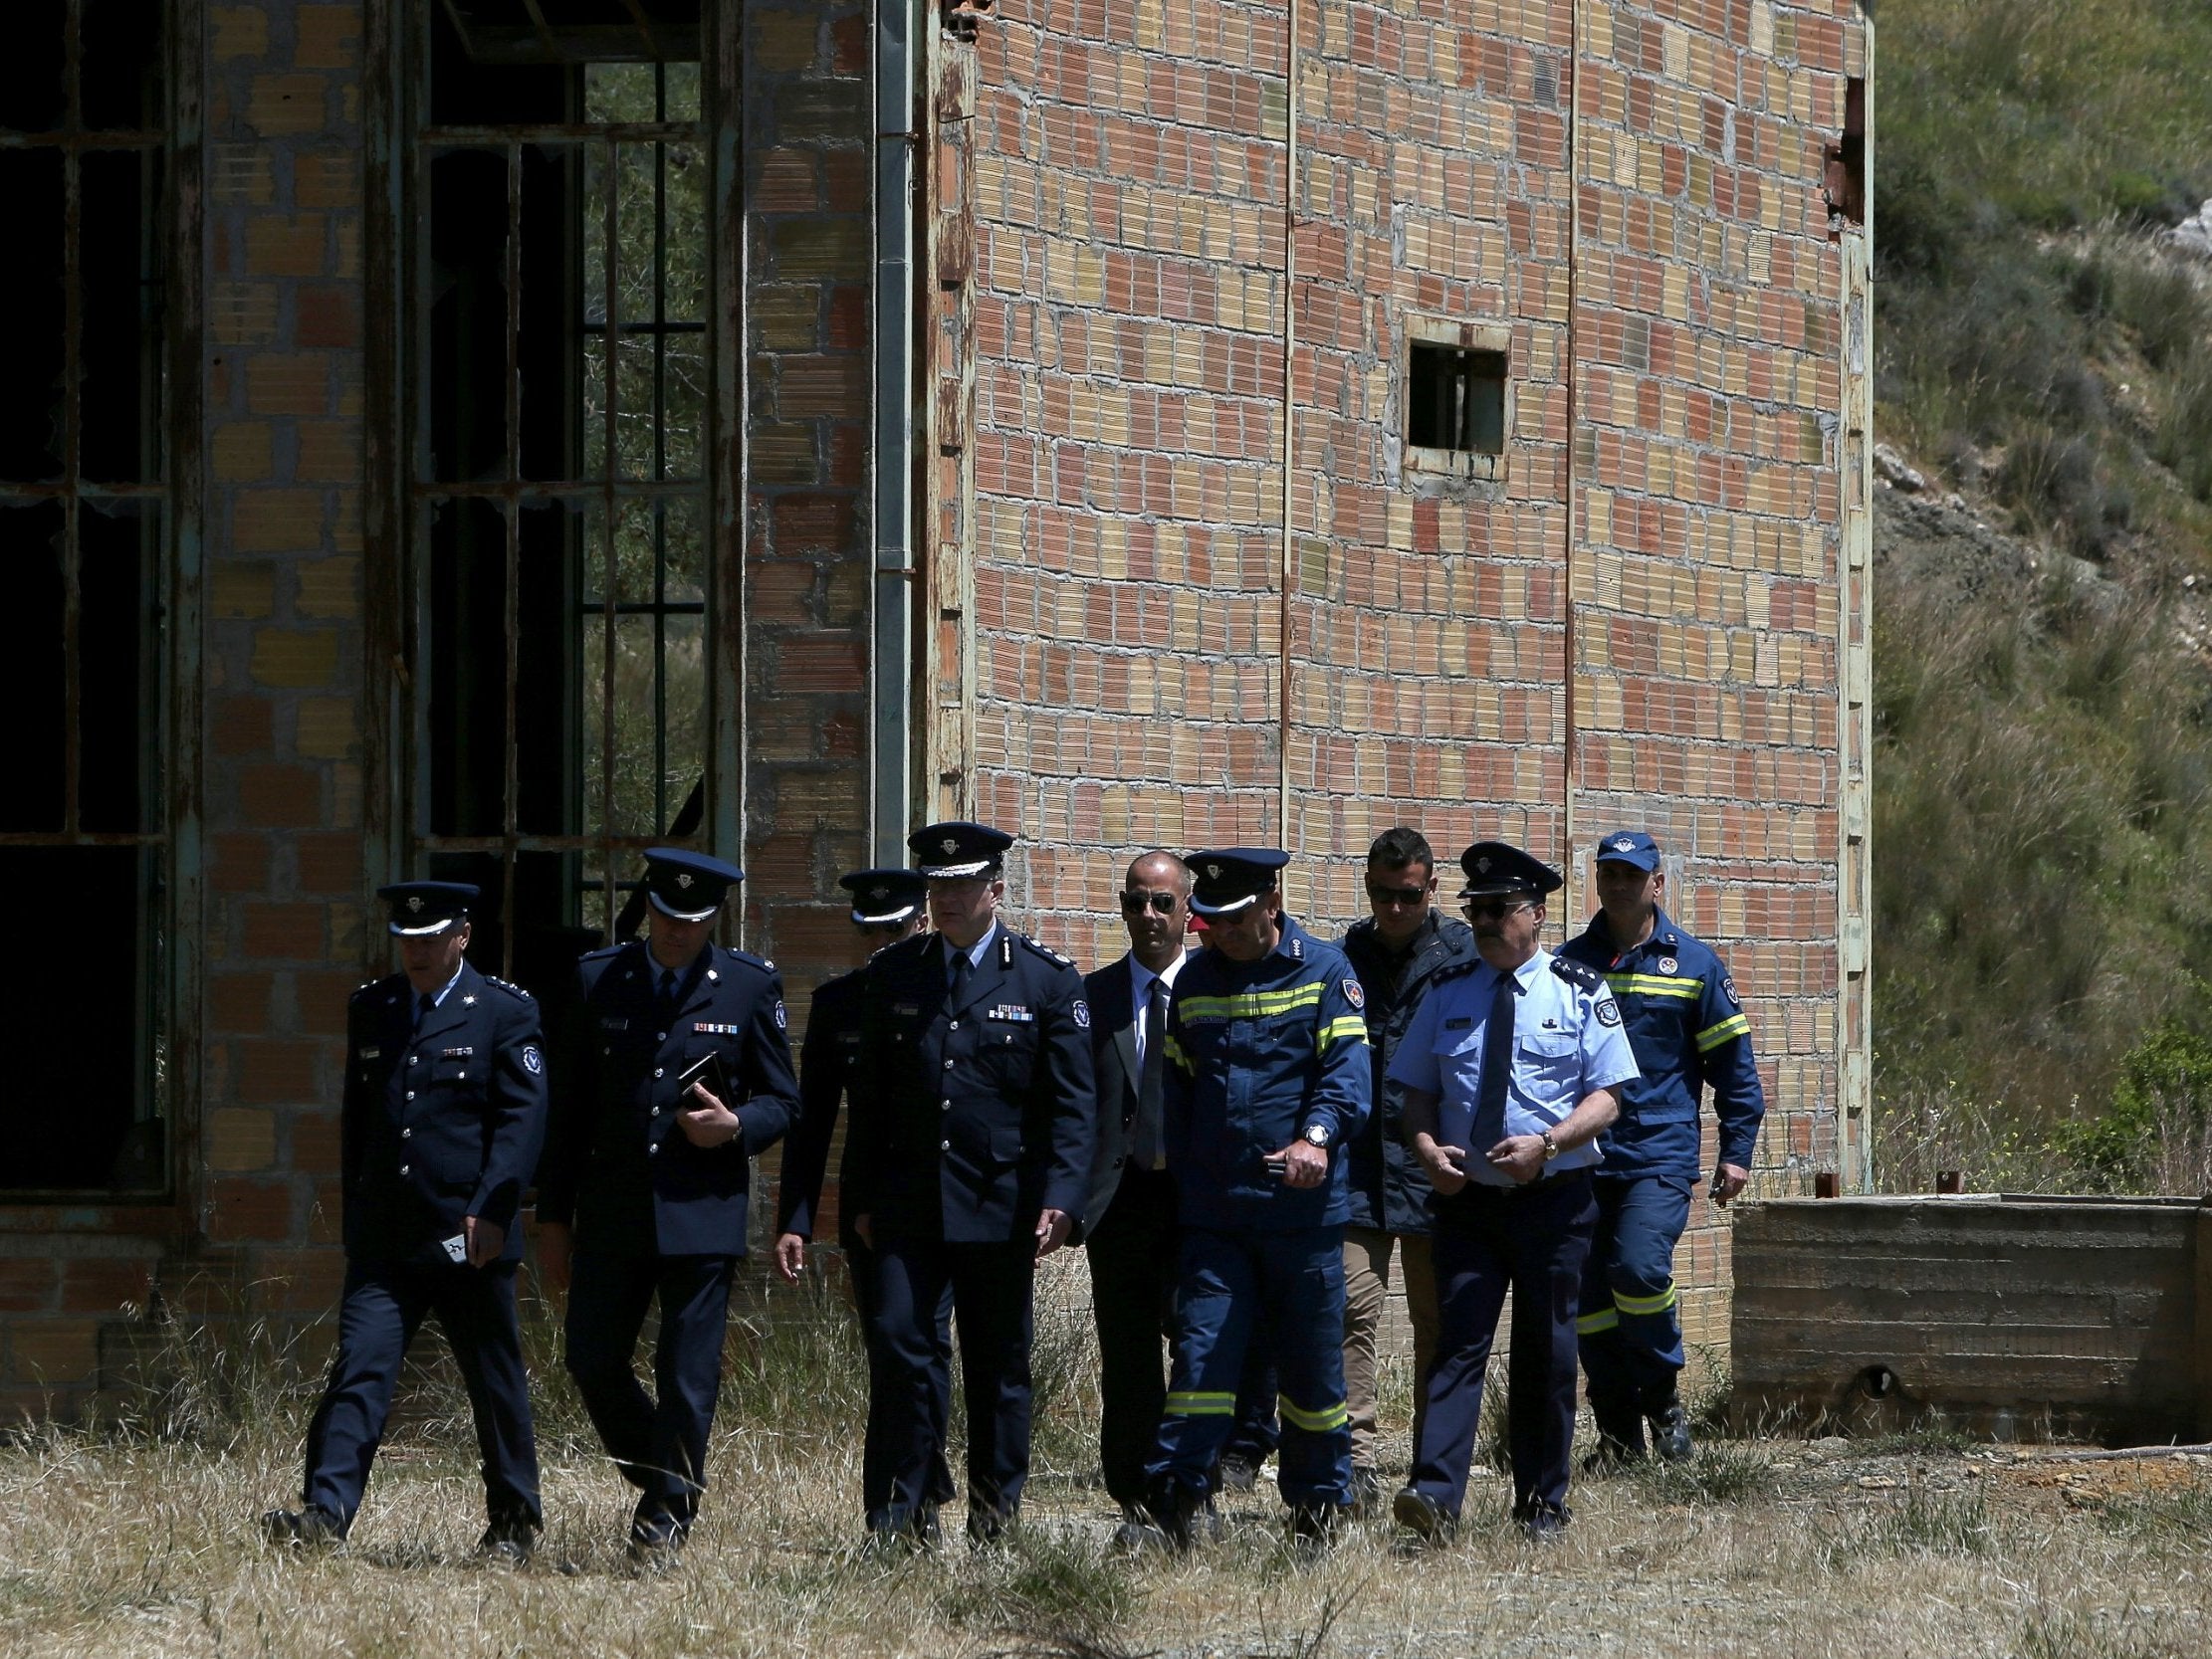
top-left (1614, 1283), bottom-right (1678, 1317)
top-left (1166, 1390), bottom-right (1235, 1415)
top-left (1277, 1394), bottom-right (1349, 1433)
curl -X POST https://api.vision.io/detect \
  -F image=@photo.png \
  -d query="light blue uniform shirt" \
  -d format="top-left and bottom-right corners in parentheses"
top-left (1387, 948), bottom-right (1641, 1188)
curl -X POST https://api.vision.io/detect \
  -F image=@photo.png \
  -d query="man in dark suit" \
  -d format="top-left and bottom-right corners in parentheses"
top-left (771, 867), bottom-right (953, 1511)
top-left (537, 849), bottom-right (799, 1562)
top-left (846, 821), bottom-right (1096, 1547)
top-left (1075, 850), bottom-right (1195, 1545)
top-left (264, 881), bottom-right (547, 1559)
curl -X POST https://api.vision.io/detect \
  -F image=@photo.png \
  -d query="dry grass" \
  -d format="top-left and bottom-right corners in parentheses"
top-left (5, 1284), bottom-right (2211, 1659)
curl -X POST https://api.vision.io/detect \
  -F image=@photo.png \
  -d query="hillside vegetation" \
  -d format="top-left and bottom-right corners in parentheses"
top-left (1871, 0), bottom-right (2212, 1189)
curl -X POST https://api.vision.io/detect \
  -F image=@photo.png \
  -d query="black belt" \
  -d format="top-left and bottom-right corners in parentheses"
top-left (1438, 1166), bottom-right (1592, 1202)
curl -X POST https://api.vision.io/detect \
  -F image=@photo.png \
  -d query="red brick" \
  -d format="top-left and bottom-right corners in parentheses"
top-left (235, 1040), bottom-right (322, 1105)
top-left (296, 831), bottom-right (361, 894)
top-left (292, 1110), bottom-right (344, 1176)
top-left (212, 696), bottom-right (276, 758)
top-left (242, 903), bottom-right (328, 960)
top-left (295, 970), bottom-right (362, 1036)
top-left (209, 832), bottom-right (273, 895)
top-left (238, 763), bottom-right (324, 828)
top-left (243, 214), bottom-right (329, 279)
top-left (0, 1261), bottom-right (58, 1314)
top-left (57, 1259), bottom-right (156, 1315)
top-left (206, 1178), bottom-right (296, 1244)
top-left (209, 970), bottom-right (277, 1033)
top-left (296, 285), bottom-right (358, 348)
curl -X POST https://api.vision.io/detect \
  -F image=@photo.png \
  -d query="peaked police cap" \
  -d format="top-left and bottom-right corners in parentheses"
top-left (1185, 847), bottom-right (1290, 916)
top-left (643, 847), bottom-right (745, 922)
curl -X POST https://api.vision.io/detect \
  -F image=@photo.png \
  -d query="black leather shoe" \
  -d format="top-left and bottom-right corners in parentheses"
top-left (261, 1507), bottom-right (344, 1550)
top-left (1650, 1402), bottom-right (1694, 1463)
top-left (1580, 1425), bottom-right (1646, 1474)
top-left (626, 1521), bottom-right (688, 1571)
top-left (1216, 1452), bottom-right (1261, 1492)
top-left (1110, 1505), bottom-right (1168, 1554)
top-left (478, 1519), bottom-right (537, 1565)
top-left (1392, 1485), bottom-right (1455, 1545)
top-left (1516, 1503), bottom-right (1571, 1542)
top-left (966, 1505), bottom-right (1014, 1549)
top-left (1144, 1478), bottom-right (1202, 1552)
top-left (1287, 1502), bottom-right (1348, 1556)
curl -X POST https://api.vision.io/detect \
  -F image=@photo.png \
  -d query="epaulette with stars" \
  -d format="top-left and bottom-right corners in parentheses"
top-left (1017, 933), bottom-right (1076, 969)
top-left (1432, 956), bottom-right (1485, 986)
top-left (1549, 956), bottom-right (1602, 992)
top-left (485, 975), bottom-right (535, 1000)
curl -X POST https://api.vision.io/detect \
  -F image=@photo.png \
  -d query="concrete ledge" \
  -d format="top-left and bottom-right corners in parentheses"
top-left (1730, 1194), bottom-right (2210, 1444)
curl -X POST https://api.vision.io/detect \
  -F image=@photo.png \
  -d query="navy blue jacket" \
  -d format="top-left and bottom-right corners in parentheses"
top-left (540, 938), bottom-right (799, 1258)
top-left (1338, 912), bottom-right (1476, 1235)
top-left (1162, 916), bottom-right (1371, 1232)
top-left (342, 959), bottom-right (547, 1265)
top-left (845, 925), bottom-right (1096, 1247)
top-left (1556, 908), bottom-right (1765, 1180)
top-left (774, 966), bottom-right (865, 1241)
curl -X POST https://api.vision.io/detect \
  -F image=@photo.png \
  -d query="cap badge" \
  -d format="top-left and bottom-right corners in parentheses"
top-left (1613, 838), bottom-right (1635, 852)
top-left (676, 872), bottom-right (693, 889)
top-left (406, 896), bottom-right (423, 913)
top-left (1206, 863), bottom-right (1221, 879)
top-left (1475, 857), bottom-right (1491, 874)
top-left (871, 886), bottom-right (889, 902)
top-left (941, 837), bottom-right (959, 854)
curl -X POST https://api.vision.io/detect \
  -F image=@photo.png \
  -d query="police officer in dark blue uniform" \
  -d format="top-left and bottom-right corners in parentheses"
top-left (264, 881), bottom-right (547, 1559)
top-left (1389, 842), bottom-right (1640, 1543)
top-left (845, 821), bottom-right (1096, 1547)
top-left (1142, 849), bottom-right (1371, 1551)
top-left (771, 867), bottom-right (955, 1513)
top-left (1559, 829), bottom-right (1766, 1465)
top-left (536, 849), bottom-right (798, 1561)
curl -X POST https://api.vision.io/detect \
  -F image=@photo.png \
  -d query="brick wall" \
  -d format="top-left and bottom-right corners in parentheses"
top-left (959, 0), bottom-right (1864, 1351)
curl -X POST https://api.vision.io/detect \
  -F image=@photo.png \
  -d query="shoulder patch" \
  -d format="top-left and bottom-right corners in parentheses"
top-left (1596, 999), bottom-right (1623, 1027)
top-left (1072, 998), bottom-right (1091, 1029)
top-left (1721, 976), bottom-right (1740, 1006)
top-left (1341, 977), bottom-right (1366, 1011)
top-left (1549, 956), bottom-right (1602, 992)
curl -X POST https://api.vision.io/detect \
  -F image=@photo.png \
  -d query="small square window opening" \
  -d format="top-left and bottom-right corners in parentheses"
top-left (1409, 342), bottom-right (1507, 454)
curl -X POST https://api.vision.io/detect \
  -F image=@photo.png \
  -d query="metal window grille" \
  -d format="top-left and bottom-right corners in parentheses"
top-left (407, 3), bottom-right (722, 992)
top-left (0, 0), bottom-right (174, 1193)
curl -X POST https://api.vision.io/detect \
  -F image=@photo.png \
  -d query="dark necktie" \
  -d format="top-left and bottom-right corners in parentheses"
top-left (414, 992), bottom-right (435, 1033)
top-left (1134, 976), bottom-right (1168, 1170)
top-left (949, 948), bottom-right (972, 999)
top-left (1469, 967), bottom-right (1519, 1152)
top-left (658, 968), bottom-right (678, 1018)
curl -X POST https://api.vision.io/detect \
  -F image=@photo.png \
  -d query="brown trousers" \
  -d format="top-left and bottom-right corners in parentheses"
top-left (1341, 1224), bottom-right (1439, 1471)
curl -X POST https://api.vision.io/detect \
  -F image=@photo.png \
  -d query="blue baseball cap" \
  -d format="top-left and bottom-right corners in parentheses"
top-left (1593, 830), bottom-right (1661, 872)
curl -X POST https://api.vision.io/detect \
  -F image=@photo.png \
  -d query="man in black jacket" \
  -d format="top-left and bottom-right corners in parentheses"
top-left (846, 821), bottom-right (1096, 1547)
top-left (264, 881), bottom-right (547, 1559)
top-left (1337, 828), bottom-right (1474, 1505)
top-left (537, 848), bottom-right (799, 1561)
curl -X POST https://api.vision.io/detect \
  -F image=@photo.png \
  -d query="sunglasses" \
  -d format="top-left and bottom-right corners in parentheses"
top-left (1365, 883), bottom-right (1431, 908)
top-left (1119, 891), bottom-right (1181, 916)
top-left (1461, 898), bottom-right (1534, 921)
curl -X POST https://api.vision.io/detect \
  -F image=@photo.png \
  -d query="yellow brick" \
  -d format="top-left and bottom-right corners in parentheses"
top-left (250, 629), bottom-right (339, 689)
top-left (295, 698), bottom-right (357, 760)
top-left (208, 1108), bottom-right (277, 1171)
top-left (211, 6), bottom-right (269, 60)
top-left (295, 557), bottom-right (359, 619)
top-left (211, 562), bottom-right (276, 620)
top-left (246, 74), bottom-right (331, 138)
top-left (232, 489), bottom-right (324, 552)
top-left (211, 423), bottom-right (274, 484)
top-left (9, 1320), bottom-right (100, 1385)
top-left (295, 5), bottom-right (361, 70)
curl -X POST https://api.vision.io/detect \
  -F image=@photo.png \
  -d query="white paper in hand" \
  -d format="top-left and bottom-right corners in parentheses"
top-left (441, 1233), bottom-right (469, 1264)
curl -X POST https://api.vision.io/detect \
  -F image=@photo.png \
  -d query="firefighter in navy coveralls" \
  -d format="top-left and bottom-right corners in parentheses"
top-left (1558, 829), bottom-right (1766, 1465)
top-left (1141, 849), bottom-right (1371, 1551)
top-left (845, 822), bottom-right (1096, 1547)
top-left (771, 867), bottom-right (955, 1512)
top-left (263, 881), bottom-right (546, 1559)
top-left (536, 849), bottom-right (798, 1561)
top-left (1389, 842), bottom-right (1640, 1543)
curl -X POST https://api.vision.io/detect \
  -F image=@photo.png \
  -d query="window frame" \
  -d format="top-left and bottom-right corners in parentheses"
top-left (376, 1), bottom-right (746, 988)
top-left (1401, 317), bottom-right (1513, 487)
top-left (0, 0), bottom-right (202, 1214)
